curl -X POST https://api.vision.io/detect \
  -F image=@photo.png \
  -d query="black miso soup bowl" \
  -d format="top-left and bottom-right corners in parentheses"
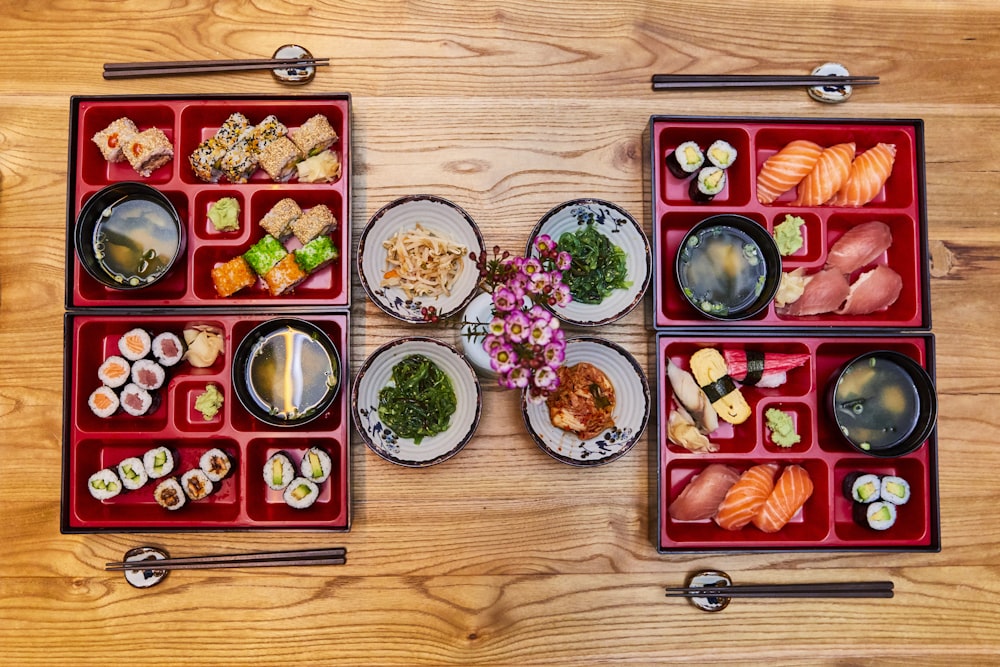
top-left (828, 350), bottom-right (937, 458)
top-left (75, 182), bottom-right (185, 290)
top-left (674, 214), bottom-right (782, 321)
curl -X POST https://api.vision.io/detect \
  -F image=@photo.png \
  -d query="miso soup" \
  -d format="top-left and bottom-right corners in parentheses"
top-left (678, 225), bottom-right (767, 317)
top-left (834, 355), bottom-right (920, 452)
top-left (93, 197), bottom-right (180, 287)
top-left (246, 326), bottom-right (338, 421)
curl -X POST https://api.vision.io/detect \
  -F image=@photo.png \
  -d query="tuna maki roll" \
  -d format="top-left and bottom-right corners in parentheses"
top-left (131, 359), bottom-right (166, 391)
top-left (843, 472), bottom-right (881, 504)
top-left (119, 383), bottom-right (154, 417)
top-left (243, 234), bottom-right (288, 276)
top-left (855, 500), bottom-right (897, 531)
top-left (97, 356), bottom-right (131, 388)
top-left (294, 235), bottom-right (339, 274)
top-left (299, 447), bottom-right (332, 484)
top-left (88, 468), bottom-right (122, 500)
top-left (116, 456), bottom-right (149, 491)
top-left (143, 446), bottom-right (175, 479)
top-left (153, 477), bottom-right (186, 510)
top-left (199, 448), bottom-right (233, 483)
top-left (666, 140), bottom-right (705, 178)
top-left (263, 452), bottom-right (295, 490)
top-left (88, 386), bottom-right (120, 418)
top-left (880, 475), bottom-right (911, 505)
top-left (181, 468), bottom-right (214, 501)
top-left (118, 328), bottom-right (152, 361)
top-left (689, 166), bottom-right (727, 203)
top-left (152, 332), bottom-right (185, 367)
top-left (283, 477), bottom-right (319, 509)
top-left (706, 139), bottom-right (738, 170)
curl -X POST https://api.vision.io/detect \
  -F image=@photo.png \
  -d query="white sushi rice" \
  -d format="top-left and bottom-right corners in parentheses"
top-left (87, 468), bottom-right (122, 500)
top-left (153, 477), bottom-right (186, 510)
top-left (143, 447), bottom-right (175, 479)
top-left (299, 447), bottom-right (332, 483)
top-left (88, 386), bottom-right (120, 418)
top-left (263, 452), bottom-right (295, 490)
top-left (199, 448), bottom-right (232, 482)
top-left (282, 477), bottom-right (319, 509)
top-left (131, 359), bottom-right (166, 391)
top-left (116, 456), bottom-right (149, 491)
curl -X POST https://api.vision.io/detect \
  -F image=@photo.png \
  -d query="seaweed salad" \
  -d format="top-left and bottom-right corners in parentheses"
top-left (378, 354), bottom-right (457, 444)
top-left (558, 218), bottom-right (631, 304)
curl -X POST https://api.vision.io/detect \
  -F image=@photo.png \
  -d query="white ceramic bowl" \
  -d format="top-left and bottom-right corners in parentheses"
top-left (352, 336), bottom-right (482, 467)
top-left (358, 195), bottom-right (485, 322)
top-left (526, 199), bottom-right (651, 326)
top-left (521, 336), bottom-right (650, 466)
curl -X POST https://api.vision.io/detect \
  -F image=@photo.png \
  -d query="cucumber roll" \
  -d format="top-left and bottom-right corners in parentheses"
top-left (706, 139), bottom-right (738, 169)
top-left (153, 477), bottom-right (186, 510)
top-left (116, 457), bottom-right (148, 491)
top-left (880, 475), bottom-right (911, 505)
top-left (666, 141), bottom-right (705, 178)
top-left (88, 468), bottom-right (122, 500)
top-left (300, 447), bottom-right (332, 484)
top-left (283, 477), bottom-right (319, 509)
top-left (143, 446), bottom-right (175, 479)
top-left (689, 166), bottom-right (727, 202)
top-left (842, 472), bottom-right (881, 504)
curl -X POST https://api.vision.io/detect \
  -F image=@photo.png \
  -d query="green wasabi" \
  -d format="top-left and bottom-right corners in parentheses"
top-left (194, 383), bottom-right (224, 420)
top-left (765, 407), bottom-right (800, 448)
top-left (208, 197), bottom-right (241, 232)
top-left (772, 214), bottom-right (806, 256)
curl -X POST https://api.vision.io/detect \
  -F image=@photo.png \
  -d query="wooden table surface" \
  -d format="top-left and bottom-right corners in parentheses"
top-left (2, 0), bottom-right (999, 664)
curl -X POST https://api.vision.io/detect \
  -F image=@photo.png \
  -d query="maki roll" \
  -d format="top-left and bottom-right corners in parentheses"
top-left (180, 468), bottom-right (214, 501)
top-left (152, 332), bottom-right (185, 367)
top-left (706, 139), bottom-right (738, 169)
top-left (116, 456), bottom-right (149, 491)
top-left (87, 468), bottom-right (122, 500)
top-left (880, 475), bottom-right (911, 505)
top-left (283, 477), bottom-right (319, 509)
top-left (143, 446), bottom-right (175, 479)
top-left (264, 452), bottom-right (295, 490)
top-left (291, 114), bottom-right (339, 157)
top-left (294, 236), bottom-right (339, 274)
top-left (243, 235), bottom-right (288, 276)
top-left (248, 114), bottom-right (289, 154)
top-left (220, 142), bottom-right (258, 184)
top-left (119, 383), bottom-right (154, 417)
top-left (118, 328), bottom-right (152, 361)
top-left (92, 117), bottom-right (139, 163)
top-left (290, 204), bottom-right (337, 245)
top-left (88, 386), bottom-right (120, 418)
top-left (855, 500), bottom-right (897, 531)
top-left (666, 141), bottom-right (704, 178)
top-left (153, 477), bottom-right (186, 510)
top-left (131, 359), bottom-right (166, 391)
top-left (258, 135), bottom-right (302, 182)
top-left (689, 166), bottom-right (727, 202)
top-left (122, 127), bottom-right (174, 177)
top-left (214, 113), bottom-right (252, 150)
top-left (299, 447), bottom-right (332, 484)
top-left (842, 472), bottom-right (881, 504)
top-left (199, 448), bottom-right (233, 483)
top-left (189, 137), bottom-right (227, 182)
top-left (263, 254), bottom-right (308, 296)
top-left (259, 197), bottom-right (302, 239)
top-left (211, 256), bottom-right (257, 298)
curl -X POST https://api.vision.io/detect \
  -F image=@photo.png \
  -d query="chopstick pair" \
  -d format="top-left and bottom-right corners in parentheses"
top-left (105, 546), bottom-right (346, 572)
top-left (103, 56), bottom-right (330, 79)
top-left (665, 580), bottom-right (894, 599)
top-left (651, 73), bottom-right (879, 90)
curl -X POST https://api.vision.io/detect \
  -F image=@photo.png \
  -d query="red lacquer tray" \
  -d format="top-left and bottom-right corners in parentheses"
top-left (656, 332), bottom-right (939, 552)
top-left (61, 312), bottom-right (351, 532)
top-left (648, 116), bottom-right (929, 330)
top-left (65, 94), bottom-right (351, 309)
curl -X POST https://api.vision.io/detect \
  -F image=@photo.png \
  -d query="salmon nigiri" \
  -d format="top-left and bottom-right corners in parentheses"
top-left (794, 142), bottom-right (855, 206)
top-left (829, 143), bottom-right (897, 207)
top-left (715, 463), bottom-right (779, 531)
top-left (756, 140), bottom-right (823, 204)
top-left (752, 464), bottom-right (814, 533)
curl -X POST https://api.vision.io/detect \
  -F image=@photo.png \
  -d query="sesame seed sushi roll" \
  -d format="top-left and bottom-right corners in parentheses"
top-left (123, 127), bottom-right (174, 177)
top-left (264, 452), bottom-right (295, 490)
top-left (143, 446), bottom-right (175, 479)
top-left (211, 256), bottom-right (257, 297)
top-left (259, 198), bottom-right (302, 239)
top-left (880, 476), bottom-right (911, 505)
top-left (97, 355), bottom-right (131, 388)
top-left (263, 254), bottom-right (308, 296)
top-left (258, 136), bottom-right (303, 182)
top-left (291, 114), bottom-right (339, 157)
top-left (220, 143), bottom-right (258, 184)
top-left (181, 468), bottom-right (214, 501)
top-left (151, 332), bottom-right (185, 367)
top-left (283, 477), bottom-right (320, 509)
top-left (119, 383), bottom-right (154, 417)
top-left (706, 139), bottom-right (738, 170)
top-left (189, 137), bottom-right (228, 182)
top-left (249, 114), bottom-right (289, 154)
top-left (290, 204), bottom-right (337, 245)
top-left (214, 112), bottom-right (251, 150)
top-left (300, 447), bottom-right (332, 484)
top-left (842, 472), bottom-right (881, 504)
top-left (92, 117), bottom-right (138, 162)
top-left (116, 456), bottom-right (149, 491)
top-left (118, 328), bottom-right (152, 361)
top-left (855, 500), bottom-right (897, 531)
top-left (243, 234), bottom-right (288, 276)
top-left (689, 166), bottom-right (727, 203)
top-left (88, 386), bottom-right (120, 418)
top-left (199, 448), bottom-right (233, 483)
top-left (153, 477), bottom-right (186, 510)
top-left (87, 468), bottom-right (123, 500)
top-left (131, 359), bottom-right (166, 391)
top-left (294, 235), bottom-right (339, 274)
top-left (666, 141), bottom-right (704, 178)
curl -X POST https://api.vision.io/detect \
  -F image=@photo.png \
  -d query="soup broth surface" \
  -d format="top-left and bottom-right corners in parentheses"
top-left (678, 225), bottom-right (766, 317)
top-left (93, 197), bottom-right (179, 286)
top-left (247, 326), bottom-right (337, 420)
top-left (834, 356), bottom-right (920, 451)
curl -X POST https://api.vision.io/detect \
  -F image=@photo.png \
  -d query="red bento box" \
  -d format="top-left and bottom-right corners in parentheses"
top-left (655, 332), bottom-right (939, 553)
top-left (648, 116), bottom-right (930, 330)
top-left (65, 94), bottom-right (351, 309)
top-left (60, 312), bottom-right (351, 532)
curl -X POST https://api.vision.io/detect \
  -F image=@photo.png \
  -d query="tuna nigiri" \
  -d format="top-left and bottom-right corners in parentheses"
top-left (825, 220), bottom-right (893, 274)
top-left (752, 464), bottom-right (814, 533)
top-left (829, 143), bottom-right (897, 207)
top-left (778, 268), bottom-right (851, 317)
top-left (715, 463), bottom-right (779, 531)
top-left (756, 140), bottom-right (823, 205)
top-left (793, 142), bottom-right (855, 207)
top-left (668, 464), bottom-right (741, 522)
top-left (837, 264), bottom-right (903, 315)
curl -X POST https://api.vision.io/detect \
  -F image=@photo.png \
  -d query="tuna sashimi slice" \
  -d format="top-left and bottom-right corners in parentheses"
top-left (779, 268), bottom-right (851, 317)
top-left (752, 464), bottom-right (814, 533)
top-left (793, 142), bottom-right (855, 207)
top-left (825, 220), bottom-right (893, 274)
top-left (756, 140), bottom-right (824, 205)
top-left (829, 143), bottom-right (897, 207)
top-left (668, 463), bottom-right (741, 522)
top-left (715, 463), bottom-right (779, 531)
top-left (836, 265), bottom-right (904, 315)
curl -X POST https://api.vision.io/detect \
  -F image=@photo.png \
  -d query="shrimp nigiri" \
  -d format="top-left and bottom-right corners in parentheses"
top-left (793, 142), bottom-right (855, 206)
top-left (756, 140), bottom-right (823, 204)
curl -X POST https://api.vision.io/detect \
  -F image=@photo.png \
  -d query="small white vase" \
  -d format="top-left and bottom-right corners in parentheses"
top-left (459, 291), bottom-right (498, 378)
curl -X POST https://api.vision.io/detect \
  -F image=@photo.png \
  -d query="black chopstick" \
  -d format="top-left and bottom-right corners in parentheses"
top-left (102, 59), bottom-right (329, 80)
top-left (104, 57), bottom-right (329, 71)
top-left (105, 547), bottom-right (346, 571)
top-left (665, 581), bottom-right (893, 598)
top-left (652, 74), bottom-right (879, 91)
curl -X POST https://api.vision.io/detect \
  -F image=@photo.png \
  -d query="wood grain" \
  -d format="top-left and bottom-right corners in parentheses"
top-left (2, 0), bottom-right (1000, 664)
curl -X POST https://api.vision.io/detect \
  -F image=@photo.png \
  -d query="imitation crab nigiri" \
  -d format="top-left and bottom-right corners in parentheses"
top-left (829, 143), bottom-right (897, 207)
top-left (793, 142), bottom-right (855, 206)
top-left (825, 220), bottom-right (893, 274)
top-left (752, 464), bottom-right (814, 533)
top-left (715, 463), bottom-right (779, 531)
top-left (723, 349), bottom-right (810, 388)
top-left (756, 140), bottom-right (824, 204)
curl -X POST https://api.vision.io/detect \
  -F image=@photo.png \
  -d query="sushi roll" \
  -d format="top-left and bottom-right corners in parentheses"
top-left (706, 139), bottom-right (738, 169)
top-left (666, 141), bottom-right (704, 179)
top-left (258, 136), bottom-right (303, 182)
top-left (119, 383), bottom-right (154, 417)
top-left (87, 468), bottom-right (122, 500)
top-left (143, 446), bottom-right (175, 479)
top-left (180, 468), bottom-right (214, 501)
top-left (118, 328), bottom-right (152, 361)
top-left (116, 456), bottom-right (149, 491)
top-left (131, 359), bottom-right (166, 391)
top-left (880, 475), bottom-right (911, 505)
top-left (214, 112), bottom-right (251, 150)
top-left (263, 254), bottom-right (308, 296)
top-left (243, 234), bottom-right (288, 276)
top-left (153, 477), bottom-right (186, 510)
top-left (855, 500), bottom-right (897, 531)
top-left (259, 198), bottom-right (302, 239)
top-left (97, 356), bottom-right (131, 388)
top-left (299, 447), bottom-right (332, 484)
top-left (283, 477), bottom-right (319, 509)
top-left (689, 166), bottom-right (727, 202)
top-left (188, 136), bottom-right (228, 182)
top-left (92, 117), bottom-right (138, 162)
top-left (122, 127), bottom-right (174, 177)
top-left (291, 114), bottom-right (338, 157)
top-left (294, 235), bottom-right (339, 274)
top-left (199, 448), bottom-right (233, 483)
top-left (290, 204), bottom-right (337, 245)
top-left (220, 142), bottom-right (258, 184)
top-left (151, 332), bottom-right (185, 367)
top-left (248, 114), bottom-right (289, 154)
top-left (211, 256), bottom-right (258, 298)
top-left (264, 452), bottom-right (295, 490)
top-left (842, 472), bottom-right (881, 504)
top-left (88, 386), bottom-right (120, 418)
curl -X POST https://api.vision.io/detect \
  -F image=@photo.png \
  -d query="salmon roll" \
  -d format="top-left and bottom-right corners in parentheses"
top-left (258, 135), bottom-right (302, 182)
top-left (259, 198), bottom-right (302, 239)
top-left (118, 328), bottom-right (152, 361)
top-left (88, 386), bottom-right (120, 418)
top-left (97, 355), bottom-right (131, 388)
